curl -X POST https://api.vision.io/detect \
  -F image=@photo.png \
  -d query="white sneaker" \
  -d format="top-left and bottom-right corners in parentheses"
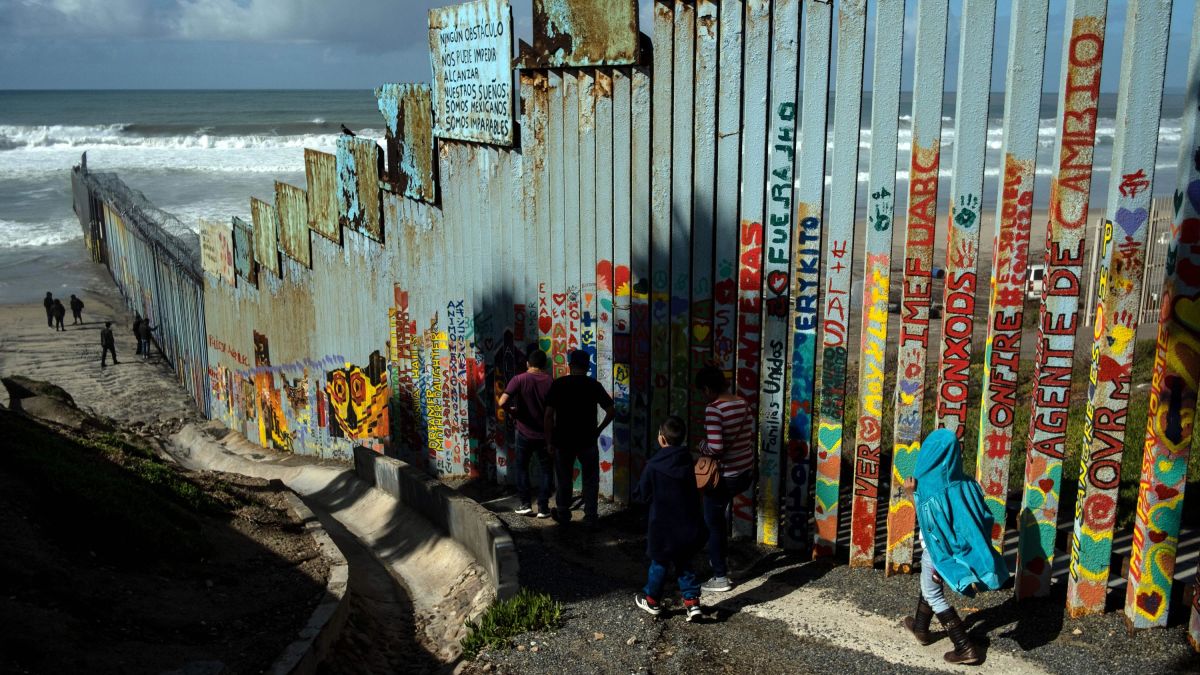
top-left (535, 511), bottom-right (551, 519)
top-left (701, 576), bottom-right (733, 593)
top-left (514, 506), bottom-right (533, 515)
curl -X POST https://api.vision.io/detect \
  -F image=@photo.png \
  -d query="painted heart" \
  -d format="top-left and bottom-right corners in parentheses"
top-left (539, 315), bottom-right (552, 333)
top-left (1176, 257), bottom-right (1200, 289)
top-left (1136, 590), bottom-right (1164, 618)
top-left (1148, 529), bottom-right (1168, 544)
top-left (1173, 296), bottom-right (1200, 333)
top-left (1038, 478), bottom-right (1055, 494)
top-left (616, 265), bottom-right (631, 290)
top-left (600, 460), bottom-right (612, 473)
top-left (1153, 483), bottom-right (1180, 501)
top-left (693, 324), bottom-right (711, 342)
top-left (1115, 207), bottom-right (1148, 237)
top-left (767, 270), bottom-right (788, 296)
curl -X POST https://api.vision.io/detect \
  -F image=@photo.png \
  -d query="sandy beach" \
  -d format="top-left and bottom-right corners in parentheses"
top-left (0, 243), bottom-right (200, 428)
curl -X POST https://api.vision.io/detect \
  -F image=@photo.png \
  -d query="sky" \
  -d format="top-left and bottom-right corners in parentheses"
top-left (0, 0), bottom-right (1192, 91)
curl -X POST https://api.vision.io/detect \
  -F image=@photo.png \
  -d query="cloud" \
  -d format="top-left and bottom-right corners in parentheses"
top-left (3, 0), bottom-right (163, 37)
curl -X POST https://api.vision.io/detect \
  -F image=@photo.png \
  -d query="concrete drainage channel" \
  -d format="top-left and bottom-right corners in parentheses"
top-left (269, 492), bottom-right (350, 675)
top-left (167, 422), bottom-right (516, 670)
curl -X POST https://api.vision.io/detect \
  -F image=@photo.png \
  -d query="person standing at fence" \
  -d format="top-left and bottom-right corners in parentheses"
top-left (100, 322), bottom-right (118, 367)
top-left (132, 314), bottom-right (144, 354)
top-left (633, 415), bottom-right (706, 622)
top-left (69, 294), bottom-right (84, 325)
top-left (43, 292), bottom-right (54, 328)
top-left (497, 349), bottom-right (555, 518)
top-left (902, 428), bottom-right (1008, 666)
top-left (136, 318), bottom-right (155, 359)
top-left (544, 349), bottom-right (615, 527)
top-left (693, 365), bottom-right (755, 594)
top-left (51, 299), bottom-right (66, 332)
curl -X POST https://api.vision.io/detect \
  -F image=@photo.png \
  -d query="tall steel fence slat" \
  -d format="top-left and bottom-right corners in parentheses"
top-left (974, 0), bottom-right (1050, 553)
top-left (934, 0), bottom-right (997, 439)
top-left (1111, 0), bottom-right (1185, 629)
top-left (650, 3), bottom-right (675, 442)
top-left (550, 72), bottom-right (569, 378)
top-left (1128, 4), bottom-right (1200, 631)
top-left (594, 72), bottom-right (617, 499)
top-left (690, 0), bottom-right (718, 447)
top-left (612, 68), bottom-right (635, 503)
top-left (579, 72), bottom-right (599, 388)
top-left (670, 0), bottom-right (696, 423)
top-left (714, 0), bottom-right (744, 389)
top-left (764, 0), bottom-right (805, 549)
top-left (820, 0), bottom-right (867, 565)
top-left (887, 0), bottom-right (950, 573)
top-left (860, 0), bottom-right (905, 575)
top-left (631, 65), bottom-right (654, 483)
top-left (726, 0), bottom-right (760, 541)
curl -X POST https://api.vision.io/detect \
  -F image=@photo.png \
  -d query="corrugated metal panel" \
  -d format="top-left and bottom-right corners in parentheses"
top-left (713, 0), bottom-right (742, 387)
top-left (629, 65), bottom-right (652, 485)
top-left (251, 196), bottom-right (280, 277)
top-left (763, 0), bottom-right (804, 549)
top-left (427, 0), bottom-right (515, 145)
top-left (305, 149), bottom-right (341, 243)
top-left (822, 0), bottom-right (866, 566)
top-left (887, 0), bottom-right (949, 575)
top-left (973, 0), bottom-right (1048, 554)
top-left (530, 0), bottom-right (640, 67)
top-left (275, 181), bottom-right (311, 268)
top-left (549, 71), bottom-right (569, 377)
top-left (578, 71), bottom-right (599, 384)
top-left (336, 135), bottom-right (384, 242)
top-left (594, 72), bottom-right (617, 499)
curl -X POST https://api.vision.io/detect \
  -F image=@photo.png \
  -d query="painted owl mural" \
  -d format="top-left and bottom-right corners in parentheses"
top-left (325, 350), bottom-right (391, 440)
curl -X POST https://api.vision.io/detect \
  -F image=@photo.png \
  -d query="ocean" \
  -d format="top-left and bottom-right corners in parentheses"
top-left (0, 89), bottom-right (1187, 303)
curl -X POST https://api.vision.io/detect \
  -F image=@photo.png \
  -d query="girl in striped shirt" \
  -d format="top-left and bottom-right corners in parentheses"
top-left (695, 365), bottom-right (755, 593)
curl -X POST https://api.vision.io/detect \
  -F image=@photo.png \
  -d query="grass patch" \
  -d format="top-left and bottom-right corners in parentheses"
top-left (460, 589), bottom-right (563, 659)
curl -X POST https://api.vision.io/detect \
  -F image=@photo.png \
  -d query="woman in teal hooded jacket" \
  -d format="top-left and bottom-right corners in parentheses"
top-left (902, 428), bottom-right (1010, 666)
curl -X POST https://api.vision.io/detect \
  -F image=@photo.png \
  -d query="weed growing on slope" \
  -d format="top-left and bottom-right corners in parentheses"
top-left (461, 589), bottom-right (563, 659)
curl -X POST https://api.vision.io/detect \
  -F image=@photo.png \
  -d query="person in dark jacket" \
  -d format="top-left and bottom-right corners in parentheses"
top-left (43, 292), bottom-right (54, 328)
top-left (51, 299), bottom-right (66, 332)
top-left (135, 317), bottom-right (155, 359)
top-left (632, 416), bottom-right (707, 622)
top-left (69, 295), bottom-right (84, 325)
top-left (132, 314), bottom-right (143, 354)
top-left (100, 322), bottom-right (118, 367)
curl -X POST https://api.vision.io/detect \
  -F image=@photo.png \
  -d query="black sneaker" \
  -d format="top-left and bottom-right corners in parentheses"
top-left (684, 598), bottom-right (702, 622)
top-left (550, 508), bottom-right (570, 525)
top-left (635, 593), bottom-right (661, 616)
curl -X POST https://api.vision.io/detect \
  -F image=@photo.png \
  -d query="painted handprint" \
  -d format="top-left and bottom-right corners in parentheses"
top-left (954, 194), bottom-right (981, 229)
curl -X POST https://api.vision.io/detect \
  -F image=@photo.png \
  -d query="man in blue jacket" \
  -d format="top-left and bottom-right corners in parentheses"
top-left (632, 415), bottom-right (707, 622)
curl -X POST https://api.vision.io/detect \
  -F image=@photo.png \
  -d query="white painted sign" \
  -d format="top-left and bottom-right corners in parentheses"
top-left (428, 0), bottom-right (513, 145)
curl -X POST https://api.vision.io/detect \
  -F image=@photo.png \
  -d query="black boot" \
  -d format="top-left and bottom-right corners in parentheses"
top-left (903, 595), bottom-right (935, 645)
top-left (937, 608), bottom-right (982, 665)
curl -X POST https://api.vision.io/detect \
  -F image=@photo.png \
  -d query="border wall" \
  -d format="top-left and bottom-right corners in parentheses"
top-left (76, 0), bottom-right (1200, 643)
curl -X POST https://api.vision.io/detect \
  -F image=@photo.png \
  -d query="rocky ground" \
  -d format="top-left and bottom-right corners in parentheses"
top-left (451, 489), bottom-right (1200, 675)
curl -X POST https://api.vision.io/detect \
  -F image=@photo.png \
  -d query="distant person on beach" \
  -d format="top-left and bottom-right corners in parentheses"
top-left (903, 428), bottom-right (1009, 666)
top-left (132, 314), bottom-right (143, 353)
top-left (633, 415), bottom-right (706, 622)
top-left (100, 322), bottom-right (118, 367)
top-left (135, 319), bottom-right (155, 359)
top-left (51, 299), bottom-right (66, 332)
top-left (43, 292), bottom-right (54, 328)
top-left (497, 349), bottom-right (554, 518)
top-left (543, 349), bottom-right (615, 527)
top-left (694, 365), bottom-right (755, 594)
top-left (69, 295), bottom-right (84, 325)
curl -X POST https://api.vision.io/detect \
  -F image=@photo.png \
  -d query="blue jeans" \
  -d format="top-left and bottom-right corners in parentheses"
top-left (555, 442), bottom-right (599, 520)
top-left (644, 556), bottom-right (700, 601)
top-left (514, 431), bottom-right (553, 511)
top-left (702, 470), bottom-right (754, 578)
top-left (918, 539), bottom-right (951, 613)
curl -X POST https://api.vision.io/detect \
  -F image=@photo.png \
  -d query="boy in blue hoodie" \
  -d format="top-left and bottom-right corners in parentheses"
top-left (633, 416), bottom-right (707, 622)
top-left (903, 428), bottom-right (1010, 666)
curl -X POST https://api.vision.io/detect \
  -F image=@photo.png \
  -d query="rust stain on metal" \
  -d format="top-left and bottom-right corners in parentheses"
top-left (531, 0), bottom-right (640, 67)
top-left (376, 83), bottom-right (437, 204)
top-left (304, 149), bottom-right (340, 243)
top-left (336, 135), bottom-right (384, 242)
top-left (275, 181), bottom-right (310, 268)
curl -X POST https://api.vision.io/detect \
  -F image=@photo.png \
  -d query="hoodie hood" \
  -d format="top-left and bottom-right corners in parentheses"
top-left (648, 444), bottom-right (695, 480)
top-left (914, 428), bottom-right (967, 497)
